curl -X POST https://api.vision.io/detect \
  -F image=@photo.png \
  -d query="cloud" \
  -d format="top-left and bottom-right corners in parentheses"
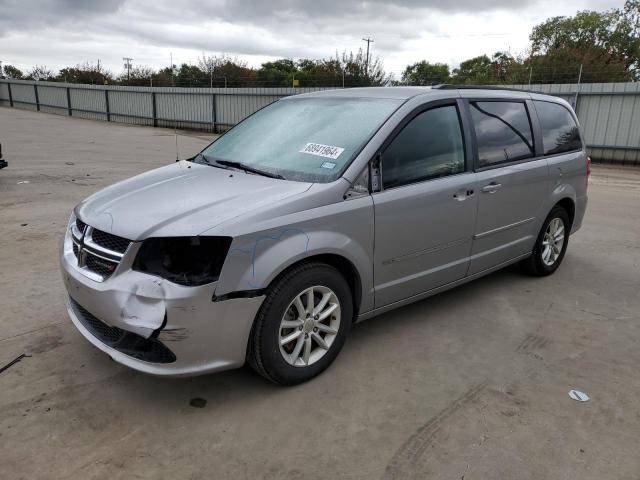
top-left (0, 0), bottom-right (125, 30)
top-left (0, 0), bottom-right (624, 75)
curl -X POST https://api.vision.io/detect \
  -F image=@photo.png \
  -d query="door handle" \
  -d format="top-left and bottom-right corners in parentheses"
top-left (481, 182), bottom-right (502, 193)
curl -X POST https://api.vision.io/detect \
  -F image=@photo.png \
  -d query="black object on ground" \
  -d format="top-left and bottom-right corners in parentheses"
top-left (0, 354), bottom-right (32, 374)
top-left (189, 398), bottom-right (207, 408)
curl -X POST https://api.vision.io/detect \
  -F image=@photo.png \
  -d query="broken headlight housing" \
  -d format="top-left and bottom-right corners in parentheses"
top-left (133, 237), bottom-right (232, 286)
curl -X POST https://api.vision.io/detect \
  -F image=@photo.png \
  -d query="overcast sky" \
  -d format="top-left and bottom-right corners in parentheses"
top-left (1, 0), bottom-right (622, 79)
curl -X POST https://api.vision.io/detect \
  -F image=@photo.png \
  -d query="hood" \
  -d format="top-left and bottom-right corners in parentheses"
top-left (76, 161), bottom-right (312, 240)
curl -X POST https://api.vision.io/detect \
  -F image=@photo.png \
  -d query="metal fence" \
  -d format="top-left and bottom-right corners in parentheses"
top-left (0, 79), bottom-right (334, 133)
top-left (1, 79), bottom-right (640, 165)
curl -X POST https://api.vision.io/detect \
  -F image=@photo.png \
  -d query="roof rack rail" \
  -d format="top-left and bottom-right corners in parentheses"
top-left (432, 84), bottom-right (539, 94)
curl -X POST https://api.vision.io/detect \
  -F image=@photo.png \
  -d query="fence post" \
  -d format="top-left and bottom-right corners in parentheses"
top-left (34, 83), bottom-right (40, 111)
top-left (105, 89), bottom-right (111, 122)
top-left (7, 82), bottom-right (14, 107)
top-left (151, 92), bottom-right (158, 127)
top-left (573, 64), bottom-right (583, 115)
top-left (211, 93), bottom-right (217, 133)
top-left (66, 87), bottom-right (72, 116)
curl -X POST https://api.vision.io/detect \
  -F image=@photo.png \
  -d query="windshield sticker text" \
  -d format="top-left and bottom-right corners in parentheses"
top-left (300, 143), bottom-right (345, 160)
top-left (320, 161), bottom-right (337, 169)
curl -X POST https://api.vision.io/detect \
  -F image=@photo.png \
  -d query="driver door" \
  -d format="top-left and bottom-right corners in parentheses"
top-left (373, 102), bottom-right (478, 308)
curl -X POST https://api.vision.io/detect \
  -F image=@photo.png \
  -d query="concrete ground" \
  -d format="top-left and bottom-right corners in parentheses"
top-left (1, 107), bottom-right (639, 480)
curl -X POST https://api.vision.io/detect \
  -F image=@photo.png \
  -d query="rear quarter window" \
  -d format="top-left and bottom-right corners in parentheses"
top-left (534, 101), bottom-right (582, 155)
top-left (470, 101), bottom-right (534, 168)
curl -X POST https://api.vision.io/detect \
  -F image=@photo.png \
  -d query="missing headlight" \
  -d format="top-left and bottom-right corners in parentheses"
top-left (133, 237), bottom-right (232, 286)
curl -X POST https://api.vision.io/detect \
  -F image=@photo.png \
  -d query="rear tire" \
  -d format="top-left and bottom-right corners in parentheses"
top-left (247, 262), bottom-right (353, 385)
top-left (520, 206), bottom-right (570, 276)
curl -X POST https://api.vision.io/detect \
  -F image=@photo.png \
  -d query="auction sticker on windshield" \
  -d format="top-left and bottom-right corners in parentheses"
top-left (300, 143), bottom-right (345, 160)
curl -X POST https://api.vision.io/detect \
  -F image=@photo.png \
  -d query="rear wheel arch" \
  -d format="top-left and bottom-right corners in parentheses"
top-left (554, 197), bottom-right (575, 228)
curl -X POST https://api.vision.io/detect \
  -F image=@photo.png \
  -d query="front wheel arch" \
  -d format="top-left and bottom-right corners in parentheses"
top-left (263, 254), bottom-right (362, 321)
top-left (247, 261), bottom-right (354, 385)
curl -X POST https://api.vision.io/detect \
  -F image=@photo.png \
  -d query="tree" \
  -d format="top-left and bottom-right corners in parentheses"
top-left (620, 0), bottom-right (640, 77)
top-left (120, 66), bottom-right (155, 86)
top-left (258, 59), bottom-right (298, 86)
top-left (401, 61), bottom-right (450, 85)
top-left (2, 64), bottom-right (23, 79)
top-left (451, 55), bottom-right (492, 84)
top-left (25, 65), bottom-right (55, 81)
top-left (151, 66), bottom-right (176, 87)
top-left (174, 63), bottom-right (206, 87)
top-left (529, 0), bottom-right (640, 81)
top-left (255, 51), bottom-right (389, 87)
top-left (198, 54), bottom-right (256, 87)
top-left (57, 62), bottom-right (113, 84)
top-left (342, 49), bottom-right (388, 86)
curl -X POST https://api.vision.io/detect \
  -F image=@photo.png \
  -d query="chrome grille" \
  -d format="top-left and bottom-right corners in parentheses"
top-left (71, 218), bottom-right (132, 281)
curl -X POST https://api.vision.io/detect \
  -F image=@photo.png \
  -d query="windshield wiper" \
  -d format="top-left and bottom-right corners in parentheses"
top-left (189, 153), bottom-right (237, 172)
top-left (214, 159), bottom-right (285, 180)
top-left (189, 153), bottom-right (218, 167)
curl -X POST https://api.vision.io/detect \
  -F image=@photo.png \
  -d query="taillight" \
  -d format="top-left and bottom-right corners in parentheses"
top-left (586, 156), bottom-right (591, 177)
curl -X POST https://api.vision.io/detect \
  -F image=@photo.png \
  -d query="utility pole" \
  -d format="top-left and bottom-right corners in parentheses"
top-left (123, 57), bottom-right (133, 84)
top-left (362, 37), bottom-right (374, 79)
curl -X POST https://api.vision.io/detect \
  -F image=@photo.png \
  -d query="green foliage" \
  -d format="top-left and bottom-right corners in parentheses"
top-left (451, 55), bottom-right (492, 84)
top-left (529, 0), bottom-right (639, 81)
top-left (258, 59), bottom-right (297, 87)
top-left (57, 62), bottom-right (113, 84)
top-left (198, 54), bottom-right (256, 87)
top-left (151, 67), bottom-right (176, 87)
top-left (401, 61), bottom-right (450, 85)
top-left (118, 66), bottom-right (155, 86)
top-left (2, 64), bottom-right (23, 79)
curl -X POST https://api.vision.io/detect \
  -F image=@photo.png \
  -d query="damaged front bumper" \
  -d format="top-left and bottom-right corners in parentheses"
top-left (60, 236), bottom-right (265, 376)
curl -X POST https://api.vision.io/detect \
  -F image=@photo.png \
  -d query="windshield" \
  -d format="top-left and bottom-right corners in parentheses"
top-left (201, 96), bottom-right (402, 182)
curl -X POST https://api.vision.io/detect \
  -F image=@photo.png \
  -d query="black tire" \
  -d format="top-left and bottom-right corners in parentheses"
top-left (520, 205), bottom-right (571, 276)
top-left (247, 262), bottom-right (353, 385)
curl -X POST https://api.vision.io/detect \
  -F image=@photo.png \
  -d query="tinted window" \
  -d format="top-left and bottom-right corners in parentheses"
top-left (202, 97), bottom-right (401, 183)
top-left (534, 101), bottom-right (582, 155)
top-left (381, 106), bottom-right (465, 189)
top-left (470, 101), bottom-right (534, 167)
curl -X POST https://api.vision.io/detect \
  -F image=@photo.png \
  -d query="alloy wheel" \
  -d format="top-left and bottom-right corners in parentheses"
top-left (541, 217), bottom-right (565, 266)
top-left (278, 286), bottom-right (341, 367)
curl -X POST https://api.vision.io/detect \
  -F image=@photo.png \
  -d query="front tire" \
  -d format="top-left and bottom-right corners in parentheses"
top-left (520, 206), bottom-right (570, 276)
top-left (247, 262), bottom-right (353, 385)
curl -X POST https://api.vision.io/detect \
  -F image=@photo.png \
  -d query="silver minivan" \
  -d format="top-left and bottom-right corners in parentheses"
top-left (61, 86), bottom-right (589, 384)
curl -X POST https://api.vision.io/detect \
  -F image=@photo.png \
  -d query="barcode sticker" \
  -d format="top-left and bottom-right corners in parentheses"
top-left (300, 143), bottom-right (345, 160)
